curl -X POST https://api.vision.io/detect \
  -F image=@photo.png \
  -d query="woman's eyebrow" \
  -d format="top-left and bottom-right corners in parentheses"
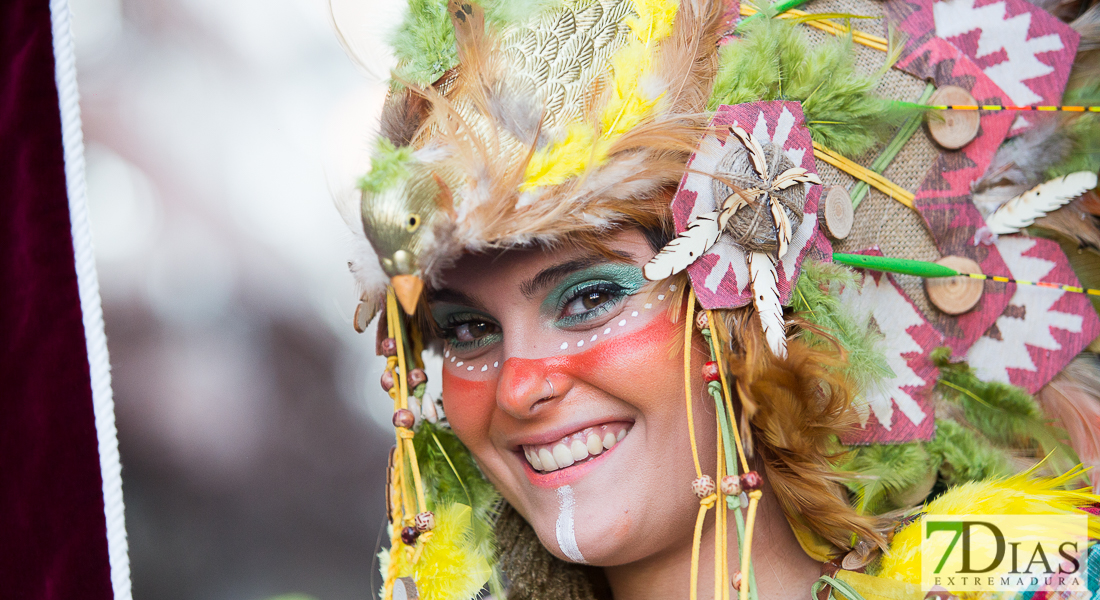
top-left (519, 251), bottom-right (633, 300)
top-left (427, 288), bottom-right (486, 311)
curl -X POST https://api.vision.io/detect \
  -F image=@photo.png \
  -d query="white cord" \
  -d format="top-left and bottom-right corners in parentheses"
top-left (48, 1), bottom-right (133, 598)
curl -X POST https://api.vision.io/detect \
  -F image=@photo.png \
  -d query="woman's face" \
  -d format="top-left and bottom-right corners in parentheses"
top-left (431, 229), bottom-right (716, 566)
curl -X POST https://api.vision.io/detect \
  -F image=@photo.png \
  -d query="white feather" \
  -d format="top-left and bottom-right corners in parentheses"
top-left (718, 188), bottom-right (761, 229)
top-left (729, 125), bottom-right (767, 179)
top-left (749, 251), bottom-right (787, 358)
top-left (986, 171), bottom-right (1099, 234)
top-left (770, 199), bottom-right (792, 258)
top-left (772, 167), bottom-right (822, 190)
top-left (643, 210), bottom-right (722, 281)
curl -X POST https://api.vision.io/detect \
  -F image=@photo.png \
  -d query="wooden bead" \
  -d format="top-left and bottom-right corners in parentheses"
top-left (407, 368), bottom-right (428, 388)
top-left (381, 370), bottom-right (395, 392)
top-left (740, 471), bottom-right (763, 491)
top-left (695, 311), bottom-right (709, 330)
top-left (691, 475), bottom-right (716, 498)
top-left (393, 577), bottom-right (419, 600)
top-left (415, 511), bottom-right (435, 532)
top-left (393, 409), bottom-right (415, 429)
top-left (400, 526), bottom-right (420, 546)
top-left (731, 572), bottom-right (742, 591)
top-left (701, 361), bottom-right (721, 383)
top-left (380, 337), bottom-right (398, 357)
top-left (819, 185), bottom-right (854, 240)
top-left (720, 475), bottom-right (741, 496)
top-left (927, 86), bottom-right (980, 150)
top-left (925, 255), bottom-right (983, 315)
top-left (841, 540), bottom-right (876, 571)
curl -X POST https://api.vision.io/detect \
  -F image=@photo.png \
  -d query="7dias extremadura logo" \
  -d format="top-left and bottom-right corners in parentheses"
top-left (921, 515), bottom-right (1090, 593)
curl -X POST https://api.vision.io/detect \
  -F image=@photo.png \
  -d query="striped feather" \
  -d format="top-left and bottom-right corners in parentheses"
top-left (987, 171), bottom-right (1099, 234)
top-left (749, 251), bottom-right (787, 358)
top-left (728, 125), bottom-right (767, 179)
top-left (643, 210), bottom-right (722, 281)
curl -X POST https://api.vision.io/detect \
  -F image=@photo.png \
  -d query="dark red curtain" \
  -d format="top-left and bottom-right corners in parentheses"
top-left (0, 0), bottom-right (114, 599)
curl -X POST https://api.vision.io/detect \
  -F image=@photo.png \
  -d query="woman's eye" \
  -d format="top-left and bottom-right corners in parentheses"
top-left (560, 283), bottom-right (624, 320)
top-left (453, 320), bottom-right (499, 342)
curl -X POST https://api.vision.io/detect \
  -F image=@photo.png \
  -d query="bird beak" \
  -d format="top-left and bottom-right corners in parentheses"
top-left (391, 275), bottom-right (424, 315)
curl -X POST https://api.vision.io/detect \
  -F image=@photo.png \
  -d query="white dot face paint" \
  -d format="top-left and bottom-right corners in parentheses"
top-left (555, 486), bottom-right (585, 563)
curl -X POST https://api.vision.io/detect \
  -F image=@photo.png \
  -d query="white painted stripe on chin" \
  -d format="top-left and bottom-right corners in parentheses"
top-left (555, 485), bottom-right (586, 563)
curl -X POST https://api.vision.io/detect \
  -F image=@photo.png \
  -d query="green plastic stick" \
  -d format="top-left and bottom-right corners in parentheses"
top-left (850, 82), bottom-right (936, 209)
top-left (735, 0), bottom-right (812, 31)
top-left (832, 253), bottom-right (960, 278)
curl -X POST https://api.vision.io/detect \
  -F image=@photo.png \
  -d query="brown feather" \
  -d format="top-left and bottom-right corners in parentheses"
top-left (1032, 192), bottom-right (1100, 250)
top-left (380, 87), bottom-right (431, 147)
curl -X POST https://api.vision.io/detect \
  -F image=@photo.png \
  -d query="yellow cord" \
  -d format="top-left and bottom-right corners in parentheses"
top-left (740, 490), bottom-right (764, 600)
top-left (690, 493), bottom-right (717, 600)
top-left (707, 311), bottom-right (751, 474)
top-left (387, 288), bottom-right (427, 515)
top-left (739, 5), bottom-right (889, 51)
top-left (812, 142), bottom-right (916, 209)
top-left (684, 289), bottom-right (703, 479)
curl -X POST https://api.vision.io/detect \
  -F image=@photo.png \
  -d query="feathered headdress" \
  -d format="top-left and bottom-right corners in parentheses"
top-left (341, 0), bottom-right (1100, 598)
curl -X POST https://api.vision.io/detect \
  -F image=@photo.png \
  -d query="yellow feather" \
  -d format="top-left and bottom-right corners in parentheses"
top-left (520, 0), bottom-right (680, 190)
top-left (876, 465), bottom-right (1100, 597)
top-left (413, 503), bottom-right (493, 600)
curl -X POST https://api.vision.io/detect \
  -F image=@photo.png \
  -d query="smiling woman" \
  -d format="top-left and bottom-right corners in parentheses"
top-left (338, 0), bottom-right (1100, 598)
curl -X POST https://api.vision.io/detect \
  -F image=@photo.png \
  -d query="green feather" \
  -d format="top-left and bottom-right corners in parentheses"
top-left (931, 348), bottom-right (1081, 478)
top-left (709, 12), bottom-right (918, 156)
top-left (925, 418), bottom-right (1013, 488)
top-left (840, 443), bottom-right (935, 514)
top-left (390, 0), bottom-right (560, 87)
top-left (359, 139), bottom-right (415, 194)
top-left (792, 260), bottom-right (895, 396)
top-left (1046, 83), bottom-right (1100, 179)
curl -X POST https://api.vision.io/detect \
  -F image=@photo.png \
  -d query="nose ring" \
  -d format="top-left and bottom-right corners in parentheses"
top-left (543, 378), bottom-right (556, 401)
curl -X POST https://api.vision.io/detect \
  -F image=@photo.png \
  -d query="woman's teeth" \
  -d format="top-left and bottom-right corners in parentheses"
top-left (522, 424), bottom-right (630, 472)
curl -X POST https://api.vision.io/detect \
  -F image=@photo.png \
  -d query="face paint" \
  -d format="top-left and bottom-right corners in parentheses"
top-left (555, 485), bottom-right (585, 563)
top-left (441, 310), bottom-right (680, 419)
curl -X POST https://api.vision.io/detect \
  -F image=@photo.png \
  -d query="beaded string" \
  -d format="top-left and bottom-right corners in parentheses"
top-left (704, 314), bottom-right (759, 600)
top-left (684, 290), bottom-right (718, 600)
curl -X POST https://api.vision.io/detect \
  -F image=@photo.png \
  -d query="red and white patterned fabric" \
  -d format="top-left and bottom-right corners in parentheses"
top-left (670, 101), bottom-right (827, 310)
top-left (838, 250), bottom-right (941, 444)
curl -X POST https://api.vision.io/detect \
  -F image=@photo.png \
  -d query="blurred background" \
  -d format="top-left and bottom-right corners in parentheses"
top-left (71, 0), bottom-right (412, 598)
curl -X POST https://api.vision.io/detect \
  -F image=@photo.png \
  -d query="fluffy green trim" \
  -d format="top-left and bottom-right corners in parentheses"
top-left (359, 139), bottom-right (415, 194)
top-left (391, 0), bottom-right (560, 86)
top-left (709, 14), bottom-right (917, 156)
top-left (840, 442), bottom-right (933, 514)
top-left (792, 260), bottom-right (895, 395)
top-left (924, 418), bottom-right (1012, 488)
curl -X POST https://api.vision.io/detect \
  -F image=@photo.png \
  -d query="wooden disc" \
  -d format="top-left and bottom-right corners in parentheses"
top-left (819, 185), bottom-right (854, 240)
top-left (925, 255), bottom-right (984, 315)
top-left (393, 577), bottom-right (419, 600)
top-left (927, 86), bottom-right (980, 150)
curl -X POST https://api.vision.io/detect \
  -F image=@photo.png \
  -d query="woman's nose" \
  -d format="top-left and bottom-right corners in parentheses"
top-left (496, 357), bottom-right (564, 418)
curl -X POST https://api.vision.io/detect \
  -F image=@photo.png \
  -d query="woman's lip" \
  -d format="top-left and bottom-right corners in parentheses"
top-left (508, 418), bottom-right (634, 450)
top-left (518, 438), bottom-right (622, 488)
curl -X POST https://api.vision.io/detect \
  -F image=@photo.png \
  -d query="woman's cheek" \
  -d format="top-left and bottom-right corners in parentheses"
top-left (441, 370), bottom-right (496, 441)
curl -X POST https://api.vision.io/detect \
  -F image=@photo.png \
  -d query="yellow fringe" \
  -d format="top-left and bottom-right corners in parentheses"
top-left (708, 311), bottom-right (751, 474)
top-left (739, 5), bottom-right (889, 51)
top-left (812, 142), bottom-right (916, 210)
